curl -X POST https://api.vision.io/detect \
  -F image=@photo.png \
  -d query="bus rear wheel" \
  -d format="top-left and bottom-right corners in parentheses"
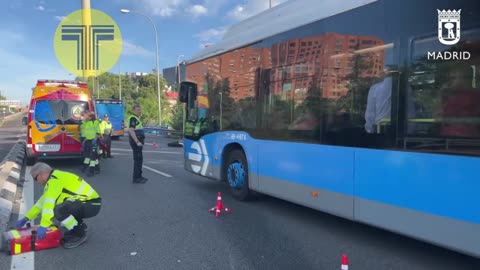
top-left (225, 149), bottom-right (252, 201)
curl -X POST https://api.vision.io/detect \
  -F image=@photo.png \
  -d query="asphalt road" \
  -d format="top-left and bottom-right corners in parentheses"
top-left (1, 135), bottom-right (479, 270)
top-left (0, 112), bottom-right (25, 161)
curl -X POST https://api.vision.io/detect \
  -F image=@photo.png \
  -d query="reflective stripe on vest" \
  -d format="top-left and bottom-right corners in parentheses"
top-left (34, 197), bottom-right (44, 209)
top-left (53, 170), bottom-right (100, 202)
top-left (61, 215), bottom-right (78, 230)
top-left (43, 198), bottom-right (55, 209)
top-left (10, 230), bottom-right (21, 239)
top-left (42, 209), bottom-right (54, 215)
top-left (130, 115), bottom-right (143, 129)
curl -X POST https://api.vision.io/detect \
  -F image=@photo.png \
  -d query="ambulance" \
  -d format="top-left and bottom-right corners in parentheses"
top-left (25, 80), bottom-right (94, 165)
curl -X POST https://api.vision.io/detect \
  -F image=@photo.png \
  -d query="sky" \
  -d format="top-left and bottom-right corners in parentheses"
top-left (0, 0), bottom-right (287, 105)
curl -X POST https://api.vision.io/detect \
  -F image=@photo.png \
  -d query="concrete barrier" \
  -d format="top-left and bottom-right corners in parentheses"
top-left (0, 142), bottom-right (25, 236)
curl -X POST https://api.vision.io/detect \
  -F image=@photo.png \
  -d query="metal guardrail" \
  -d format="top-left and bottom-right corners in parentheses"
top-left (142, 127), bottom-right (184, 147)
top-left (145, 128), bottom-right (183, 138)
top-left (141, 127), bottom-right (184, 139)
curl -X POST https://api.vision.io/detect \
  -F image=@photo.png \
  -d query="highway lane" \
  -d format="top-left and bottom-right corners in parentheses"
top-left (0, 112), bottom-right (25, 161)
top-left (1, 135), bottom-right (479, 270)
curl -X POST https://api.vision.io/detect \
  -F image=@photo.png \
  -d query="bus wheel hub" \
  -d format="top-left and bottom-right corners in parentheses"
top-left (227, 162), bottom-right (245, 189)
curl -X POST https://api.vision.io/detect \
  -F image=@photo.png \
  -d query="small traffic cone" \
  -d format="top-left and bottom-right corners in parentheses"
top-left (209, 192), bottom-right (232, 217)
top-left (341, 254), bottom-right (349, 270)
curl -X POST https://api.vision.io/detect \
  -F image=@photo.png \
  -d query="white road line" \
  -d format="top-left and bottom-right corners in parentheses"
top-left (110, 152), bottom-right (130, 156)
top-left (111, 148), bottom-right (182, 154)
top-left (146, 160), bottom-right (183, 164)
top-left (10, 167), bottom-right (35, 270)
top-left (114, 140), bottom-right (162, 146)
top-left (142, 165), bottom-right (172, 178)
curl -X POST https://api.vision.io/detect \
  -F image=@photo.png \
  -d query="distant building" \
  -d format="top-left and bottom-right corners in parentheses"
top-left (0, 100), bottom-right (21, 113)
top-left (0, 100), bottom-right (21, 106)
top-left (126, 72), bottom-right (151, 83)
top-left (162, 67), bottom-right (176, 86)
top-left (162, 65), bottom-right (186, 87)
top-left (270, 32), bottom-right (384, 99)
top-left (186, 32), bottom-right (385, 101)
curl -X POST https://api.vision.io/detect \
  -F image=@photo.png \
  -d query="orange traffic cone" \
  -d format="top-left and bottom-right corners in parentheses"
top-left (209, 192), bottom-right (232, 217)
top-left (341, 254), bottom-right (349, 270)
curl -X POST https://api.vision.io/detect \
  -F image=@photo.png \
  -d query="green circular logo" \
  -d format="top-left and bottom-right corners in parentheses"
top-left (54, 9), bottom-right (122, 78)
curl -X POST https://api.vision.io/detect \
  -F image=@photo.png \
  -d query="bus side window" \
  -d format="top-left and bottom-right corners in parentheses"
top-left (408, 30), bottom-right (480, 139)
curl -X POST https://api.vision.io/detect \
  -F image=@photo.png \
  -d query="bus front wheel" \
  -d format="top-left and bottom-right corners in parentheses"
top-left (225, 149), bottom-right (252, 201)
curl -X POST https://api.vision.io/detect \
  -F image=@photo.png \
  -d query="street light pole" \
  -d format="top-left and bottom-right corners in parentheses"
top-left (177, 55), bottom-right (184, 89)
top-left (92, 77), bottom-right (95, 97)
top-left (219, 92), bottom-right (223, 130)
top-left (177, 54), bottom-right (185, 135)
top-left (118, 61), bottom-right (122, 100)
top-left (121, 9), bottom-right (162, 127)
top-left (82, 0), bottom-right (94, 78)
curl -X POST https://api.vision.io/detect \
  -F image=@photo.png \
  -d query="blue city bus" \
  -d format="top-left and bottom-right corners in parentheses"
top-left (179, 0), bottom-right (480, 257)
top-left (94, 99), bottom-right (125, 139)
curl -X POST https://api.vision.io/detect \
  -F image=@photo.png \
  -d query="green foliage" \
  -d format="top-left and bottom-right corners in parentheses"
top-left (234, 97), bottom-right (257, 129)
top-left (264, 95), bottom-right (293, 129)
top-left (76, 71), bottom-right (175, 127)
top-left (170, 103), bottom-right (184, 131)
top-left (203, 74), bottom-right (236, 129)
top-left (336, 55), bottom-right (379, 124)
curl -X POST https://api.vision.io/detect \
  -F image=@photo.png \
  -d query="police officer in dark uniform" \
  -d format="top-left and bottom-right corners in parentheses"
top-left (128, 105), bottom-right (148, 184)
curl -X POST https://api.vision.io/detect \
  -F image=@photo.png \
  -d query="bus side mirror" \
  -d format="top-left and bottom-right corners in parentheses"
top-left (179, 82), bottom-right (198, 103)
top-left (22, 116), bottom-right (28, 125)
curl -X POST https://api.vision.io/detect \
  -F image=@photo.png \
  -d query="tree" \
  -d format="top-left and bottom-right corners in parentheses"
top-left (218, 78), bottom-right (236, 129)
top-left (170, 103), bottom-right (184, 131)
top-left (75, 70), bottom-right (173, 126)
top-left (234, 96), bottom-right (257, 129)
top-left (202, 74), bottom-right (236, 129)
top-left (263, 94), bottom-right (292, 130)
top-left (336, 54), bottom-right (379, 124)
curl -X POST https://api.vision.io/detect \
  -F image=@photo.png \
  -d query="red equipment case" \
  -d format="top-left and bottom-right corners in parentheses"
top-left (1, 224), bottom-right (62, 255)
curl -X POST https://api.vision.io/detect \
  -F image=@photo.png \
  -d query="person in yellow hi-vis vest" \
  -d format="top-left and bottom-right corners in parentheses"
top-left (100, 114), bottom-right (113, 158)
top-left (92, 112), bottom-right (104, 160)
top-left (81, 112), bottom-right (102, 176)
top-left (14, 162), bottom-right (101, 249)
top-left (79, 111), bottom-right (89, 164)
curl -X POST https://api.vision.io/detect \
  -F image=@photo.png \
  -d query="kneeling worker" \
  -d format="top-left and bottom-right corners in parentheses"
top-left (14, 162), bottom-right (101, 249)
